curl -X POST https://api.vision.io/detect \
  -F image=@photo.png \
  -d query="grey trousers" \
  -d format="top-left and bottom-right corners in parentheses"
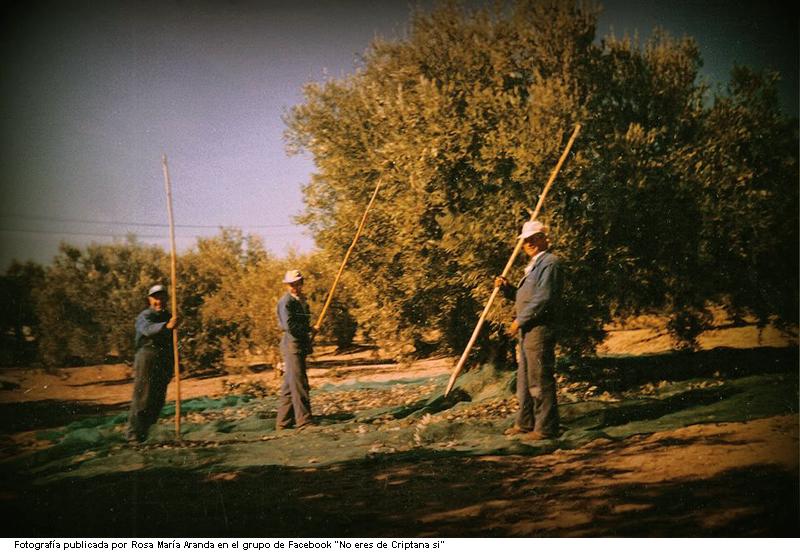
top-left (515, 326), bottom-right (559, 436)
top-left (276, 346), bottom-right (312, 428)
top-left (128, 347), bottom-right (171, 440)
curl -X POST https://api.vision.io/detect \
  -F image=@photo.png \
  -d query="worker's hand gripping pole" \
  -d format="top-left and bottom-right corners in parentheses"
top-left (444, 124), bottom-right (581, 397)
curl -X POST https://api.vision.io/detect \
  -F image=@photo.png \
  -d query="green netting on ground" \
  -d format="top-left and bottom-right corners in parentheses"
top-left (4, 362), bottom-right (797, 485)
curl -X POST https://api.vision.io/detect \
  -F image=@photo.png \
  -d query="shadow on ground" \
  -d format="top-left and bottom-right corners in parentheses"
top-left (3, 439), bottom-right (797, 537)
top-left (568, 346), bottom-right (797, 393)
top-left (0, 400), bottom-right (127, 434)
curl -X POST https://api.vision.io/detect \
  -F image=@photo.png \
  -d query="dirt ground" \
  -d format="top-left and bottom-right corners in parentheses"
top-left (0, 316), bottom-right (798, 537)
top-left (2, 311), bottom-right (794, 407)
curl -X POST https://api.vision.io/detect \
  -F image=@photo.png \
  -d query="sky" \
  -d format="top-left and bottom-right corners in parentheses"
top-left (1, 0), bottom-right (797, 271)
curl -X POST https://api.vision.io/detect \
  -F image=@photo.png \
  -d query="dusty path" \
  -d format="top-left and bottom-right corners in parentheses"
top-left (1, 314), bottom-right (794, 408)
top-left (0, 351), bottom-right (452, 407)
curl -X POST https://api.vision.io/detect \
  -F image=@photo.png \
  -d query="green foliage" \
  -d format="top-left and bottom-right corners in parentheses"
top-left (196, 236), bottom-right (358, 368)
top-left (285, 0), bottom-right (798, 360)
top-left (176, 229), bottom-right (265, 370)
top-left (688, 67), bottom-right (799, 329)
top-left (19, 228), bottom-right (358, 371)
top-left (35, 239), bottom-right (168, 366)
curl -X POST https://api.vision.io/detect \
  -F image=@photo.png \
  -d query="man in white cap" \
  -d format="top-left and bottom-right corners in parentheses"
top-left (128, 284), bottom-right (178, 443)
top-left (276, 269), bottom-right (314, 429)
top-left (495, 220), bottom-right (562, 440)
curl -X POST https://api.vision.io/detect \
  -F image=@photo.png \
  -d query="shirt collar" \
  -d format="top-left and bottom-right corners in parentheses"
top-left (524, 251), bottom-right (546, 275)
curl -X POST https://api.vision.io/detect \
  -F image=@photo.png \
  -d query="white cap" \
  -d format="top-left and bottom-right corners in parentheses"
top-left (283, 269), bottom-right (303, 284)
top-left (519, 220), bottom-right (547, 240)
top-left (148, 284), bottom-right (167, 296)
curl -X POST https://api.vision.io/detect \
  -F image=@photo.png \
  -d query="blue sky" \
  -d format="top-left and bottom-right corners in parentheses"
top-left (1, 0), bottom-right (796, 270)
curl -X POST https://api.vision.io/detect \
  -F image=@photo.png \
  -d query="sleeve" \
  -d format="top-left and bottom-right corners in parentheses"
top-left (498, 280), bottom-right (516, 301)
top-left (277, 297), bottom-right (290, 332)
top-left (136, 310), bottom-right (168, 337)
top-left (515, 261), bottom-right (560, 328)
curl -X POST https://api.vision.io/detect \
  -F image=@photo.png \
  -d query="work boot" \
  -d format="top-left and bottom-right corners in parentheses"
top-left (126, 431), bottom-right (146, 444)
top-left (503, 425), bottom-right (533, 437)
top-left (295, 419), bottom-right (316, 431)
top-left (519, 430), bottom-right (558, 441)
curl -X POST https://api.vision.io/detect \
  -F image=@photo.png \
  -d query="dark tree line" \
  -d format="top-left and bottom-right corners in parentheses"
top-left (0, 232), bottom-right (355, 370)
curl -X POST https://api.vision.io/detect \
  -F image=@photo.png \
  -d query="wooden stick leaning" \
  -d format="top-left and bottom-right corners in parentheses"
top-left (444, 123), bottom-right (581, 397)
top-left (161, 154), bottom-right (181, 438)
top-left (313, 178), bottom-right (383, 333)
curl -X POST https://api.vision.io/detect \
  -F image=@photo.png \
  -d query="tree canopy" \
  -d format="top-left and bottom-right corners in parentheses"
top-left (285, 0), bottom-right (798, 361)
top-left (20, 231), bottom-right (355, 370)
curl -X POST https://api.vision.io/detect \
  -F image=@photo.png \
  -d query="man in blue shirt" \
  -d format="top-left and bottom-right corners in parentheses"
top-left (127, 284), bottom-right (178, 443)
top-left (495, 221), bottom-right (562, 440)
top-left (276, 270), bottom-right (315, 429)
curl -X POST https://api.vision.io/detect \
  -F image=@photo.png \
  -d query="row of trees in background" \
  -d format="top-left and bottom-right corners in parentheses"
top-left (285, 0), bottom-right (798, 364)
top-left (0, 230), bottom-right (356, 370)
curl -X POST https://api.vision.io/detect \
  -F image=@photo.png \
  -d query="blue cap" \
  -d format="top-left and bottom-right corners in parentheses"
top-left (148, 284), bottom-right (167, 296)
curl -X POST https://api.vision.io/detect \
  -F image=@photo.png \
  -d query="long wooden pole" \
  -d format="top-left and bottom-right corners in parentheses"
top-left (314, 178), bottom-right (383, 332)
top-left (161, 154), bottom-right (181, 438)
top-left (444, 124), bottom-right (581, 397)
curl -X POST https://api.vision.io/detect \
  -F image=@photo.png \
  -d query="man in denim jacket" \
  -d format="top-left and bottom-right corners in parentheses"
top-left (128, 284), bottom-right (178, 443)
top-left (496, 221), bottom-right (562, 440)
top-left (276, 269), bottom-right (315, 429)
